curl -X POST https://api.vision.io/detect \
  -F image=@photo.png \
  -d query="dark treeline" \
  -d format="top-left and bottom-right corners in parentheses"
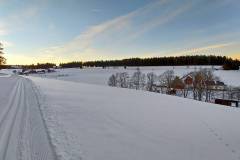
top-left (59, 61), bottom-right (83, 68)
top-left (0, 65), bottom-right (12, 69)
top-left (1, 55), bottom-right (239, 70)
top-left (83, 55), bottom-right (240, 68)
top-left (223, 60), bottom-right (240, 70)
top-left (0, 63), bottom-right (56, 69)
top-left (22, 63), bottom-right (56, 69)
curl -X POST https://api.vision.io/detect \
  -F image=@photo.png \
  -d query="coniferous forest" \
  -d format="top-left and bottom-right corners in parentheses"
top-left (60, 55), bottom-right (239, 70)
top-left (1, 55), bottom-right (239, 70)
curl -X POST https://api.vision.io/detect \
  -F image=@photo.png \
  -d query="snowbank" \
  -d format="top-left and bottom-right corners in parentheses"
top-left (29, 76), bottom-right (240, 160)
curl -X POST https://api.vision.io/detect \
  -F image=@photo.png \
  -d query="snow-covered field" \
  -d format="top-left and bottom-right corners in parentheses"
top-left (29, 66), bottom-right (240, 87)
top-left (29, 76), bottom-right (240, 160)
top-left (0, 67), bottom-right (239, 160)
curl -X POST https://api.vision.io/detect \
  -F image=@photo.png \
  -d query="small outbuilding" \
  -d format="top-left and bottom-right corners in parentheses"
top-left (215, 99), bottom-right (239, 107)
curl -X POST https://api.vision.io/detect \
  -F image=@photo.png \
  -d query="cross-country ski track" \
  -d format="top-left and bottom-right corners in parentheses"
top-left (0, 76), bottom-right (56, 160)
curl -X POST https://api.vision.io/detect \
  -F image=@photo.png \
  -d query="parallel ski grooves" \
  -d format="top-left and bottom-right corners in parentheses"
top-left (0, 77), bottom-right (56, 160)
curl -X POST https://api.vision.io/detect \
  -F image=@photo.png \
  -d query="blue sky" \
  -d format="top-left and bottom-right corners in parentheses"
top-left (0, 0), bottom-right (240, 64)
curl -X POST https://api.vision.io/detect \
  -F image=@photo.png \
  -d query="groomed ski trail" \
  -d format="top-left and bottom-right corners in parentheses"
top-left (0, 76), bottom-right (56, 160)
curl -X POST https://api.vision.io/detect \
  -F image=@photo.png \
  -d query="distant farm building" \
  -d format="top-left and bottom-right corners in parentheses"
top-left (181, 72), bottom-right (225, 90)
top-left (18, 68), bottom-right (55, 75)
top-left (183, 75), bottom-right (193, 86)
top-left (215, 99), bottom-right (239, 107)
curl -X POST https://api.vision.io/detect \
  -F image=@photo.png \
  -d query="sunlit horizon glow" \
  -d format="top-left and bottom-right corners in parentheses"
top-left (6, 52), bottom-right (240, 65)
top-left (1, 0), bottom-right (240, 65)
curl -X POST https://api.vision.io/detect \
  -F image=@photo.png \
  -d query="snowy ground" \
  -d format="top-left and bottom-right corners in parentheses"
top-left (29, 66), bottom-right (240, 87)
top-left (0, 68), bottom-right (240, 160)
top-left (0, 76), bottom-right (56, 160)
top-left (28, 76), bottom-right (240, 160)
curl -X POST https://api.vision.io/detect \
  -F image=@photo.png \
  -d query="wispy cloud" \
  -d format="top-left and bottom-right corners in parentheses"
top-left (71, 0), bottom-right (169, 49)
top-left (6, 0), bottom-right (239, 64)
top-left (40, 0), bottom-right (194, 61)
top-left (91, 9), bottom-right (102, 13)
top-left (168, 42), bottom-right (238, 56)
top-left (127, 2), bottom-right (192, 41)
top-left (9, 7), bottom-right (39, 22)
top-left (140, 42), bottom-right (238, 58)
top-left (0, 5), bottom-right (39, 56)
top-left (0, 22), bottom-right (8, 36)
top-left (0, 6), bottom-right (39, 36)
top-left (185, 43), bottom-right (235, 53)
top-left (48, 23), bottom-right (56, 30)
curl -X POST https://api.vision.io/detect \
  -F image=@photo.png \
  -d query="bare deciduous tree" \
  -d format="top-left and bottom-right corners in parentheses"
top-left (108, 74), bottom-right (117, 87)
top-left (159, 70), bottom-right (175, 94)
top-left (0, 42), bottom-right (6, 65)
top-left (146, 72), bottom-right (157, 91)
top-left (202, 69), bottom-right (219, 102)
top-left (108, 68), bottom-right (232, 105)
top-left (0, 42), bottom-right (3, 55)
top-left (118, 72), bottom-right (129, 88)
top-left (131, 68), bottom-right (145, 90)
top-left (192, 70), bottom-right (206, 101)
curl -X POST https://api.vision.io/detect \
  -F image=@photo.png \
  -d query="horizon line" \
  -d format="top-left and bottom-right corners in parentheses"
top-left (3, 54), bottom-right (240, 66)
